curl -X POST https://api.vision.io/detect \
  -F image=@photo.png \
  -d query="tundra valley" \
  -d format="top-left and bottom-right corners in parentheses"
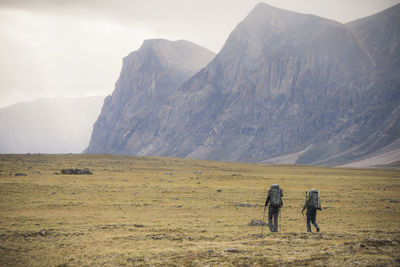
top-left (1, 2), bottom-right (400, 267)
top-left (0, 154), bottom-right (399, 266)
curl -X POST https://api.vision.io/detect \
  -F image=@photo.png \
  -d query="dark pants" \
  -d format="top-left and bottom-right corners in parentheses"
top-left (268, 206), bottom-right (280, 232)
top-left (306, 211), bottom-right (319, 232)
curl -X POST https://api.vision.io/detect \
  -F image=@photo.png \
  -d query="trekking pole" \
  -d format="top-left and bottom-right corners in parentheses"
top-left (279, 207), bottom-right (282, 233)
top-left (303, 211), bottom-right (308, 232)
top-left (261, 206), bottom-right (266, 234)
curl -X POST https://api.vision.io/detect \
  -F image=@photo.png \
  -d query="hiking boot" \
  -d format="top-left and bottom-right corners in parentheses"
top-left (316, 227), bottom-right (320, 232)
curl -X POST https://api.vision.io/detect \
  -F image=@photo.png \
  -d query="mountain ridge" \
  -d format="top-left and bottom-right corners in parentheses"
top-left (86, 3), bottom-right (400, 166)
top-left (85, 39), bottom-right (216, 154)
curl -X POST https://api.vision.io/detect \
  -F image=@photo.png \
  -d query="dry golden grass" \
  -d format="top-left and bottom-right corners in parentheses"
top-left (0, 154), bottom-right (399, 266)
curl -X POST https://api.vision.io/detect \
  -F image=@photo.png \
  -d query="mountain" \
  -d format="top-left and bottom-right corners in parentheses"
top-left (0, 96), bottom-right (104, 154)
top-left (85, 39), bottom-right (215, 154)
top-left (347, 4), bottom-right (400, 83)
top-left (86, 3), bottom-right (400, 166)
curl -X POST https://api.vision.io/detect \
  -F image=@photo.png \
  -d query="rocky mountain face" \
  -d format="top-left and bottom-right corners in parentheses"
top-left (0, 96), bottom-right (104, 153)
top-left (85, 39), bottom-right (215, 154)
top-left (86, 3), bottom-right (400, 166)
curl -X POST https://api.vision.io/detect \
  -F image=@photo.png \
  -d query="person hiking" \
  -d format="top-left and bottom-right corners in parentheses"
top-left (264, 184), bottom-right (283, 232)
top-left (302, 189), bottom-right (321, 232)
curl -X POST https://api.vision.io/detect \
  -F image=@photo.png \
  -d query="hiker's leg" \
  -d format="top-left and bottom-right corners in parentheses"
top-left (273, 208), bottom-right (279, 232)
top-left (311, 212), bottom-right (319, 231)
top-left (306, 212), bottom-right (312, 232)
top-left (268, 207), bottom-right (274, 232)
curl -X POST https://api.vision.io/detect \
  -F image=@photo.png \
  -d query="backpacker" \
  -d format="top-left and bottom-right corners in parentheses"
top-left (308, 189), bottom-right (321, 210)
top-left (269, 184), bottom-right (282, 207)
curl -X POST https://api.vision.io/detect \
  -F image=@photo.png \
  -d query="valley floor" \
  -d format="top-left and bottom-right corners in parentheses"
top-left (0, 154), bottom-right (399, 266)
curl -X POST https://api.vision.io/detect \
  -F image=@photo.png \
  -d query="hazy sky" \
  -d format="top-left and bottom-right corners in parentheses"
top-left (0, 0), bottom-right (399, 108)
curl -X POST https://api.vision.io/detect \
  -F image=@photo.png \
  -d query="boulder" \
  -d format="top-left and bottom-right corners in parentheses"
top-left (248, 219), bottom-right (268, 226)
top-left (61, 168), bottom-right (93, 175)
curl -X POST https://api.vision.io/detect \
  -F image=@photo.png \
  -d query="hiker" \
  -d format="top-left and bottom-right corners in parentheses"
top-left (302, 189), bottom-right (321, 232)
top-left (264, 184), bottom-right (283, 232)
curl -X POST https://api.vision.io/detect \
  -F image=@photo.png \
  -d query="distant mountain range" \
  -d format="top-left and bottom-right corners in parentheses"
top-left (0, 96), bottom-right (104, 153)
top-left (85, 3), bottom-right (400, 167)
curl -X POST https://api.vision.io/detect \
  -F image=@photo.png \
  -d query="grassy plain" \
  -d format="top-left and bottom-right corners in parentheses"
top-left (0, 154), bottom-right (399, 266)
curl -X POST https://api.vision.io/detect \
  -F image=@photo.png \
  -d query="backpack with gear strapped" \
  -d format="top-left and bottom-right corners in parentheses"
top-left (269, 184), bottom-right (282, 207)
top-left (308, 189), bottom-right (321, 210)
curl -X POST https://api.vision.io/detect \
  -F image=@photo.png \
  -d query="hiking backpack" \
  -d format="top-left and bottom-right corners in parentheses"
top-left (308, 189), bottom-right (321, 210)
top-left (269, 184), bottom-right (282, 207)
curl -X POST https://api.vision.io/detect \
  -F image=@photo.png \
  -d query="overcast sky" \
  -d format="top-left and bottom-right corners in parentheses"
top-left (0, 0), bottom-right (399, 108)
